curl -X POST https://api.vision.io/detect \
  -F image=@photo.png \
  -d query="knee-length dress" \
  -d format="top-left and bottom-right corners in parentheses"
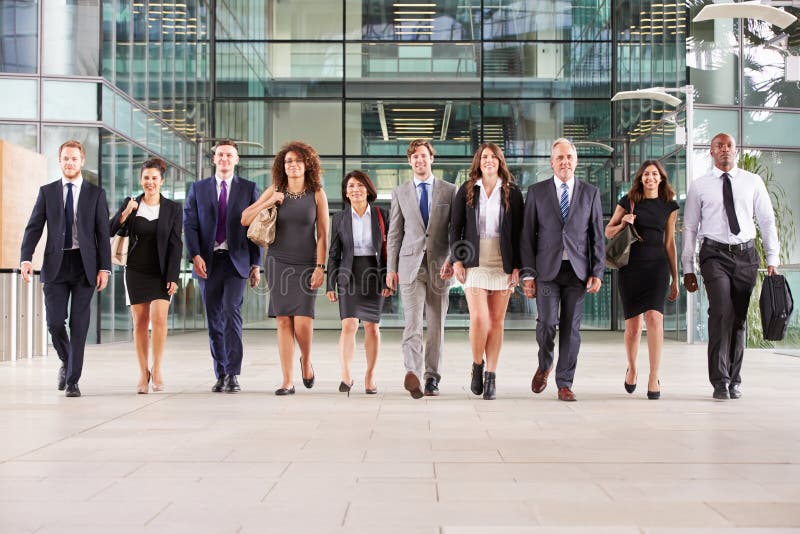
top-left (617, 195), bottom-right (679, 319)
top-left (125, 204), bottom-right (169, 305)
top-left (265, 192), bottom-right (318, 318)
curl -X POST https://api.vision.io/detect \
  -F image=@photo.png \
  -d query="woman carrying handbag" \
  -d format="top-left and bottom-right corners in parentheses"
top-left (605, 160), bottom-right (679, 399)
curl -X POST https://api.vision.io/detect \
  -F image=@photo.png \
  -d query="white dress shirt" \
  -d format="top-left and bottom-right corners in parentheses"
top-left (413, 175), bottom-right (435, 214)
top-left (554, 175), bottom-right (575, 260)
top-left (214, 175), bottom-right (232, 250)
top-left (62, 176), bottom-right (83, 249)
top-left (351, 204), bottom-right (376, 256)
top-left (682, 166), bottom-right (779, 273)
top-left (476, 179), bottom-right (501, 238)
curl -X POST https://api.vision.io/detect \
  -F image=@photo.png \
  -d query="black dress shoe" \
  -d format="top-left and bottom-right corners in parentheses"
top-left (424, 377), bottom-right (439, 397)
top-left (470, 360), bottom-right (484, 396)
top-left (274, 386), bottom-right (295, 396)
top-left (212, 375), bottom-right (226, 393)
top-left (58, 365), bottom-right (67, 391)
top-left (65, 383), bottom-right (81, 397)
top-left (300, 357), bottom-right (315, 389)
top-left (729, 383), bottom-right (742, 399)
top-left (713, 384), bottom-right (730, 400)
top-left (482, 371), bottom-right (496, 400)
top-left (224, 375), bottom-right (241, 393)
top-left (624, 368), bottom-right (637, 394)
top-left (647, 380), bottom-right (661, 400)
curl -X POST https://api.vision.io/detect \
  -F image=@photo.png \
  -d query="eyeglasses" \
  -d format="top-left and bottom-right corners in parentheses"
top-left (284, 158), bottom-right (303, 165)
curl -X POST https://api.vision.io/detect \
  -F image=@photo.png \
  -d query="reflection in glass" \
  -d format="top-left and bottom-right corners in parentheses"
top-left (42, 81), bottom-right (99, 122)
top-left (346, 0), bottom-right (480, 41)
top-left (42, 0), bottom-right (100, 76)
top-left (0, 0), bottom-right (38, 73)
top-left (0, 79), bottom-right (37, 120)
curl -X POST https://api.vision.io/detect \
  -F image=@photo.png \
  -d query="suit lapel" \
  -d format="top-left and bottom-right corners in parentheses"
top-left (546, 180), bottom-right (564, 227)
top-left (403, 180), bottom-right (425, 230)
top-left (370, 205), bottom-right (383, 254)
top-left (566, 180), bottom-right (581, 224)
top-left (76, 182), bottom-right (91, 239)
top-left (342, 207), bottom-right (353, 252)
top-left (205, 178), bottom-right (219, 234)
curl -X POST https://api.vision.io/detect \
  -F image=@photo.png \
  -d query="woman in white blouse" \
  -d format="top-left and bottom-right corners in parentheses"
top-left (448, 143), bottom-right (524, 399)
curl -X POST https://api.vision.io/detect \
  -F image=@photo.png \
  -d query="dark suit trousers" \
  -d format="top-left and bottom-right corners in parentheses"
top-left (199, 251), bottom-right (246, 378)
top-left (535, 260), bottom-right (586, 388)
top-left (699, 243), bottom-right (758, 388)
top-left (43, 250), bottom-right (95, 385)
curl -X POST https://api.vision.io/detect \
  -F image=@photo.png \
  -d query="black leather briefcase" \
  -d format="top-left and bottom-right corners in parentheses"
top-left (759, 274), bottom-right (794, 341)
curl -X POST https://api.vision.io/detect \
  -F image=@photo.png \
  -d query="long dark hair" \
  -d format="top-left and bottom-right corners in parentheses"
top-left (627, 160), bottom-right (675, 203)
top-left (466, 142), bottom-right (515, 210)
top-left (341, 170), bottom-right (377, 204)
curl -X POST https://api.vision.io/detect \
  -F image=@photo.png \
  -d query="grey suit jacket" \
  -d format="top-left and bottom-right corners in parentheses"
top-left (520, 178), bottom-right (605, 282)
top-left (387, 178), bottom-right (457, 286)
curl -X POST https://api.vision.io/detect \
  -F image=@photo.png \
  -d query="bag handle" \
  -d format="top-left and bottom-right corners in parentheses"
top-left (375, 206), bottom-right (387, 261)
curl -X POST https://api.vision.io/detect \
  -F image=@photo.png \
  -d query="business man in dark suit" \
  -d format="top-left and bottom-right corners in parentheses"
top-left (183, 140), bottom-right (261, 393)
top-left (521, 138), bottom-right (605, 401)
top-left (20, 140), bottom-right (112, 398)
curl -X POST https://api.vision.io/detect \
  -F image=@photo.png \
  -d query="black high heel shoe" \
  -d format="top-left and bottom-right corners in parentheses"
top-left (624, 368), bottom-right (637, 394)
top-left (647, 380), bottom-right (661, 400)
top-left (299, 357), bottom-right (315, 389)
top-left (339, 380), bottom-right (354, 397)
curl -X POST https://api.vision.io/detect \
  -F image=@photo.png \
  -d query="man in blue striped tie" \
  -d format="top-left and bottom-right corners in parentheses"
top-left (520, 138), bottom-right (605, 402)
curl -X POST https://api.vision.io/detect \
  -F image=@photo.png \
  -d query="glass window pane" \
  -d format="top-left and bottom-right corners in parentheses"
top-left (0, 123), bottom-right (37, 150)
top-left (217, 0), bottom-right (342, 40)
top-left (744, 110), bottom-right (800, 148)
top-left (483, 42), bottom-right (611, 99)
top-left (688, 19), bottom-right (740, 106)
top-left (346, 100), bottom-right (481, 157)
top-left (216, 42), bottom-right (343, 98)
top-left (743, 44), bottom-right (800, 108)
top-left (0, 0), bottom-right (39, 73)
top-left (0, 78), bottom-right (37, 119)
top-left (215, 100), bottom-right (343, 155)
top-left (484, 0), bottom-right (610, 41)
top-left (345, 43), bottom-right (479, 98)
top-left (42, 81), bottom-right (99, 121)
top-left (42, 125), bottom-right (99, 185)
top-left (345, 0), bottom-right (480, 40)
top-left (693, 108), bottom-right (737, 146)
top-left (42, 0), bottom-right (100, 75)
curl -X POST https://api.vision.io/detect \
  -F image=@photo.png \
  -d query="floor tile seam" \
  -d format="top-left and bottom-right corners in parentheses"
top-left (144, 501), bottom-right (173, 527)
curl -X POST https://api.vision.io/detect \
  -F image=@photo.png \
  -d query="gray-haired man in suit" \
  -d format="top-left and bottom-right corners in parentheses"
top-left (386, 139), bottom-right (457, 398)
top-left (520, 138), bottom-right (605, 401)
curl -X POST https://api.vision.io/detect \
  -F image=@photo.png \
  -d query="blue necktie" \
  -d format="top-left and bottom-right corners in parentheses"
top-left (64, 183), bottom-right (74, 249)
top-left (559, 182), bottom-right (569, 222)
top-left (419, 182), bottom-right (429, 227)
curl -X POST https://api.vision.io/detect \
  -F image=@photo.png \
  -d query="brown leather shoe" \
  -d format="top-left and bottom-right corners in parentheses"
top-left (557, 387), bottom-right (576, 402)
top-left (404, 372), bottom-right (423, 399)
top-left (531, 367), bottom-right (551, 394)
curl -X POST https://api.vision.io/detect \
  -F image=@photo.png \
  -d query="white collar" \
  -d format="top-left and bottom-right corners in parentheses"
top-left (350, 204), bottom-right (371, 218)
top-left (712, 166), bottom-right (738, 179)
top-left (215, 175), bottom-right (233, 186)
top-left (553, 176), bottom-right (575, 189)
top-left (413, 175), bottom-right (435, 188)
top-left (62, 176), bottom-right (83, 189)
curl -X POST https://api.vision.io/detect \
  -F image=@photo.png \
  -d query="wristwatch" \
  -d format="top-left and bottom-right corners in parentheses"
top-left (315, 263), bottom-right (326, 270)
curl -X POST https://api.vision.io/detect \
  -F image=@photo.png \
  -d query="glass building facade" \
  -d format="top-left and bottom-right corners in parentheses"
top-left (1, 1), bottom-right (798, 341)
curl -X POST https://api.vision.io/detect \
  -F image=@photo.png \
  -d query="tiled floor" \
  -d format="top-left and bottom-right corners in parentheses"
top-left (1, 329), bottom-right (799, 533)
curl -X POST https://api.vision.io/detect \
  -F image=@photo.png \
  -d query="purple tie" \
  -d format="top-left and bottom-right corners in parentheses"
top-left (216, 180), bottom-right (228, 244)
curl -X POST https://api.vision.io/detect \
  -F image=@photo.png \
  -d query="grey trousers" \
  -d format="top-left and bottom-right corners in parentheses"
top-left (400, 260), bottom-right (450, 381)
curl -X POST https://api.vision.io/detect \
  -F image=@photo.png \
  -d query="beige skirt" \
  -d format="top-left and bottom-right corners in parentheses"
top-left (464, 238), bottom-right (511, 291)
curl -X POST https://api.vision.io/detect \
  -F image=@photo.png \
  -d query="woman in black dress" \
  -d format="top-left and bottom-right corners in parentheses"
top-left (326, 171), bottom-right (391, 396)
top-left (110, 158), bottom-right (182, 394)
top-left (605, 160), bottom-right (679, 399)
top-left (241, 141), bottom-right (329, 396)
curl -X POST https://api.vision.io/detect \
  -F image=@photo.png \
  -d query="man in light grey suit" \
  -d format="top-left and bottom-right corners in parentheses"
top-left (520, 138), bottom-right (605, 402)
top-left (386, 139), bottom-right (457, 399)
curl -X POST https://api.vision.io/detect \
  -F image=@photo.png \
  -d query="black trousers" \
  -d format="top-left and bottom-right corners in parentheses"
top-left (699, 243), bottom-right (758, 388)
top-left (535, 260), bottom-right (587, 389)
top-left (43, 250), bottom-right (95, 386)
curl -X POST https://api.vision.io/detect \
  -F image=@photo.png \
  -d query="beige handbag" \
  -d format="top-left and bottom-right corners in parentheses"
top-left (246, 205), bottom-right (278, 248)
top-left (110, 233), bottom-right (129, 266)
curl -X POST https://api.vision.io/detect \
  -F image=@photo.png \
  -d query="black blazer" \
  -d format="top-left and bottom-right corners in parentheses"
top-left (327, 204), bottom-right (389, 292)
top-left (449, 182), bottom-right (524, 273)
top-left (110, 194), bottom-right (183, 284)
top-left (20, 179), bottom-right (111, 285)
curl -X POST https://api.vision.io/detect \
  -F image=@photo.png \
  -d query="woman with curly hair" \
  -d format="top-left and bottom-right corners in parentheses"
top-left (448, 143), bottom-right (524, 399)
top-left (242, 141), bottom-right (330, 395)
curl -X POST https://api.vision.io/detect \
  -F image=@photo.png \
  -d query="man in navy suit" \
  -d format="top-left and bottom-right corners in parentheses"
top-left (183, 140), bottom-right (261, 393)
top-left (20, 140), bottom-right (112, 398)
top-left (520, 138), bottom-right (605, 402)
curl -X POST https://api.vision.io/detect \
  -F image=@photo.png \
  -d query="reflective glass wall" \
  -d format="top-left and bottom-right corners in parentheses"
top-left (0, 0), bottom-right (211, 342)
top-left (214, 0), bottom-right (616, 329)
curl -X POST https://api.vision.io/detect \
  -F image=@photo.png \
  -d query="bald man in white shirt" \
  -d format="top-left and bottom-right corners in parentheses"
top-left (682, 133), bottom-right (779, 400)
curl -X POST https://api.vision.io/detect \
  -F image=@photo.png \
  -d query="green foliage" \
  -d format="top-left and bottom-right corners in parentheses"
top-left (738, 152), bottom-right (796, 348)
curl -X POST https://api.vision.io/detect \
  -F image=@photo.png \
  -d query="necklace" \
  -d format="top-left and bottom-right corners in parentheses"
top-left (285, 189), bottom-right (306, 199)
